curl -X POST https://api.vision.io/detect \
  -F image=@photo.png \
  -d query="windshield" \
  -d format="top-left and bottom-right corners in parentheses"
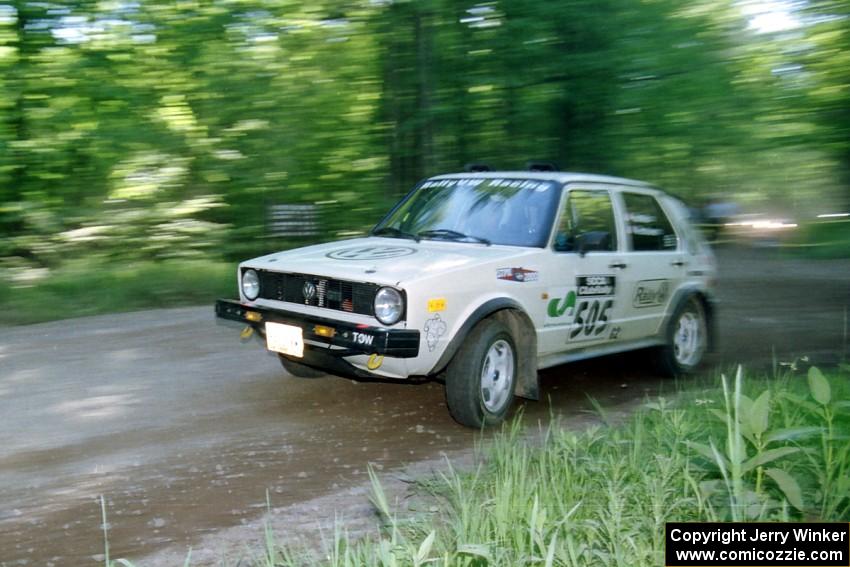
top-left (373, 177), bottom-right (561, 247)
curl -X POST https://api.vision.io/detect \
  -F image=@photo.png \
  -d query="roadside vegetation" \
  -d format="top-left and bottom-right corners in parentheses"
top-left (104, 365), bottom-right (849, 566)
top-left (787, 220), bottom-right (850, 260)
top-left (701, 218), bottom-right (850, 260)
top-left (0, 260), bottom-right (234, 326)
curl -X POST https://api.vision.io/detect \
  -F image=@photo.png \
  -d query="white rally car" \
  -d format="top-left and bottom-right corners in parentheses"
top-left (216, 170), bottom-right (716, 427)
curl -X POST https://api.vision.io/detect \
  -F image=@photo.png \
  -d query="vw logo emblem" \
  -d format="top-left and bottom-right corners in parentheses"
top-left (302, 281), bottom-right (317, 301)
top-left (327, 245), bottom-right (417, 261)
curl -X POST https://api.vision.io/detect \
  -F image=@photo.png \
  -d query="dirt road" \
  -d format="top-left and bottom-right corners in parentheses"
top-left (1, 248), bottom-right (847, 566)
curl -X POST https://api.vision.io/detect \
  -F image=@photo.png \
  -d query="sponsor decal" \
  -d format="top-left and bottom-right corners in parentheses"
top-left (570, 275), bottom-right (616, 341)
top-left (630, 226), bottom-right (664, 236)
top-left (367, 354), bottom-right (384, 370)
top-left (424, 314), bottom-right (447, 352)
top-left (629, 213), bottom-right (656, 224)
top-left (633, 279), bottom-right (670, 308)
top-left (420, 178), bottom-right (551, 191)
top-left (327, 246), bottom-right (416, 261)
top-left (609, 326), bottom-right (621, 340)
top-left (427, 298), bottom-right (447, 312)
top-left (352, 331), bottom-right (374, 346)
top-left (421, 179), bottom-right (485, 189)
top-left (547, 276), bottom-right (617, 342)
top-left (577, 275), bottom-right (616, 297)
top-left (547, 290), bottom-right (577, 318)
top-left (496, 267), bottom-right (539, 282)
top-left (568, 298), bottom-right (614, 341)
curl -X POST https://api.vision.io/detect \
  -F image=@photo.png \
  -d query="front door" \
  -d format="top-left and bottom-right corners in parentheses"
top-left (539, 187), bottom-right (627, 356)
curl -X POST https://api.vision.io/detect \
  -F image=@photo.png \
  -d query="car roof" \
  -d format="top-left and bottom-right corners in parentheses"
top-left (429, 171), bottom-right (656, 189)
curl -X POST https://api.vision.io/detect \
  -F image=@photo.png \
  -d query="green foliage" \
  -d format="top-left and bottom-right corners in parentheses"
top-left (803, 1), bottom-right (850, 204)
top-left (684, 365), bottom-right (850, 522)
top-left (0, 259), bottom-right (233, 325)
top-left (1, 0), bottom-right (848, 319)
top-left (787, 219), bottom-right (850, 259)
top-left (689, 366), bottom-right (805, 519)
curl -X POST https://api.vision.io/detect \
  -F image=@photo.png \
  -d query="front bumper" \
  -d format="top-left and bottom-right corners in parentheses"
top-left (215, 299), bottom-right (420, 358)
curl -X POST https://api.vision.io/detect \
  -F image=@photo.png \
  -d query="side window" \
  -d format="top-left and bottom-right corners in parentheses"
top-left (554, 190), bottom-right (617, 253)
top-left (622, 192), bottom-right (678, 251)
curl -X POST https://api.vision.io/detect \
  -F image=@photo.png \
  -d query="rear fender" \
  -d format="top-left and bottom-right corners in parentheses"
top-left (663, 286), bottom-right (716, 352)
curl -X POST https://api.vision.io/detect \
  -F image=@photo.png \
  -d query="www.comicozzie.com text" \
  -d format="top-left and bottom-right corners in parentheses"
top-left (670, 526), bottom-right (848, 546)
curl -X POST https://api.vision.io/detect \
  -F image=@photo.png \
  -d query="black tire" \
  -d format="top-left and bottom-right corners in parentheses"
top-left (279, 355), bottom-right (326, 379)
top-left (656, 294), bottom-right (708, 377)
top-left (445, 318), bottom-right (517, 428)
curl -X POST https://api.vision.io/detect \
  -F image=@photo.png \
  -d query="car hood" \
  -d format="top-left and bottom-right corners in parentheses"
top-left (245, 237), bottom-right (539, 286)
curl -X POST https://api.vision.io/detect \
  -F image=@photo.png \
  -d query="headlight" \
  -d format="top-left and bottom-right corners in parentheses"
top-left (241, 269), bottom-right (260, 300)
top-left (374, 287), bottom-right (404, 325)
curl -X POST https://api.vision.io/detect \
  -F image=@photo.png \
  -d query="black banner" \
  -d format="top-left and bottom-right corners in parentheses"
top-left (666, 522), bottom-right (850, 566)
top-left (575, 275), bottom-right (615, 296)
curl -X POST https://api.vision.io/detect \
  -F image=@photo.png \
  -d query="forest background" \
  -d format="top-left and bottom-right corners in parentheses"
top-left (0, 0), bottom-right (847, 318)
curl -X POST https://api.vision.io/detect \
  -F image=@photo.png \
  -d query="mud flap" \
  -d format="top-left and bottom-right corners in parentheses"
top-left (493, 309), bottom-right (539, 401)
top-left (434, 300), bottom-right (541, 401)
top-left (515, 366), bottom-right (540, 401)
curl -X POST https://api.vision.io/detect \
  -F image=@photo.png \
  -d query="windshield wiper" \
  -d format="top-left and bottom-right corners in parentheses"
top-left (418, 229), bottom-right (491, 246)
top-left (371, 226), bottom-right (420, 242)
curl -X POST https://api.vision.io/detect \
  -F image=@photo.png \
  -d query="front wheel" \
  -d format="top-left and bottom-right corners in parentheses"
top-left (279, 356), bottom-right (326, 379)
top-left (445, 319), bottom-right (517, 428)
top-left (656, 295), bottom-right (708, 376)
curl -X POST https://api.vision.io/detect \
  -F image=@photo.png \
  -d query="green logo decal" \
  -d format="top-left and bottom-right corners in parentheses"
top-left (547, 290), bottom-right (576, 318)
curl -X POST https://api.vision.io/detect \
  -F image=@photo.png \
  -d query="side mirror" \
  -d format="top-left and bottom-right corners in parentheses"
top-left (575, 231), bottom-right (611, 256)
top-left (577, 235), bottom-right (588, 257)
top-left (553, 233), bottom-right (574, 252)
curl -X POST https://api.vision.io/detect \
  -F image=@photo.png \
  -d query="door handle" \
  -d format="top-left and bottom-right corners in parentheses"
top-left (608, 262), bottom-right (627, 270)
top-left (671, 260), bottom-right (687, 267)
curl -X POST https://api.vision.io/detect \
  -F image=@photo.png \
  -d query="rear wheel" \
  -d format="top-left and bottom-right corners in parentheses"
top-left (445, 319), bottom-right (517, 428)
top-left (279, 356), bottom-right (325, 379)
top-left (656, 295), bottom-right (708, 376)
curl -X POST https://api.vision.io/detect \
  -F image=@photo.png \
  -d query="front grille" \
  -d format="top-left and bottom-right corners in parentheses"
top-left (256, 270), bottom-right (379, 317)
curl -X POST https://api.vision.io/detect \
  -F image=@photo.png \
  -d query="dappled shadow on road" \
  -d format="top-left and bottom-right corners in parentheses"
top-left (1, 373), bottom-right (470, 564)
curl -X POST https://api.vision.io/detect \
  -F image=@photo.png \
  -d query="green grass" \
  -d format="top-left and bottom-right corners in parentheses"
top-left (0, 260), bottom-right (235, 325)
top-left (101, 365), bottom-right (850, 566)
top-left (786, 220), bottom-right (850, 259)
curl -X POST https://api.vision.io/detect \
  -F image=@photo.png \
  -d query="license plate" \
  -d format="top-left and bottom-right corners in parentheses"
top-left (266, 322), bottom-right (304, 358)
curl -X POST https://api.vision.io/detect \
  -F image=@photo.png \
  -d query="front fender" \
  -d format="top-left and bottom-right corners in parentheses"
top-left (433, 297), bottom-right (540, 400)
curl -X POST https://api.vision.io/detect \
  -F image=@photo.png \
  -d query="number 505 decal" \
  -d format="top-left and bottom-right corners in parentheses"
top-left (569, 299), bottom-right (614, 341)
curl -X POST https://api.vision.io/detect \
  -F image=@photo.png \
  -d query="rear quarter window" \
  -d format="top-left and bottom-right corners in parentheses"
top-left (661, 196), bottom-right (708, 255)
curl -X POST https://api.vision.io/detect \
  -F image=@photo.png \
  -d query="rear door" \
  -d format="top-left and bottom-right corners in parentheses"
top-left (539, 186), bottom-right (627, 356)
top-left (615, 189), bottom-right (687, 340)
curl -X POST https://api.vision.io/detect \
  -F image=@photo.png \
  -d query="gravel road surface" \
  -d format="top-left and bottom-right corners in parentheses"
top-left (1, 248), bottom-right (848, 566)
